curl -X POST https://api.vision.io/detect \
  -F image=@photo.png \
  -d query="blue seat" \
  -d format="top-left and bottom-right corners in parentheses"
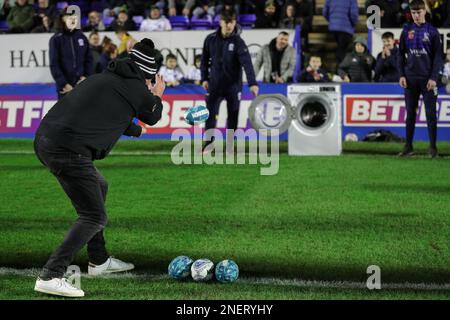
top-left (190, 16), bottom-right (212, 30)
top-left (56, 1), bottom-right (68, 10)
top-left (169, 15), bottom-right (190, 30)
top-left (213, 15), bottom-right (220, 28)
top-left (238, 14), bottom-right (256, 29)
top-left (132, 15), bottom-right (144, 25)
top-left (90, 1), bottom-right (105, 13)
top-left (103, 16), bottom-right (114, 27)
top-left (80, 16), bottom-right (88, 28)
top-left (0, 20), bottom-right (8, 32)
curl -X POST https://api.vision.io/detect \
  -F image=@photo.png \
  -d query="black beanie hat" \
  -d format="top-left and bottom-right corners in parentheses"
top-left (130, 38), bottom-right (157, 79)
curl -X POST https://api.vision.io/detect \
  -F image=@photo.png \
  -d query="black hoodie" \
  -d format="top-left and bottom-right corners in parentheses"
top-left (36, 58), bottom-right (163, 160)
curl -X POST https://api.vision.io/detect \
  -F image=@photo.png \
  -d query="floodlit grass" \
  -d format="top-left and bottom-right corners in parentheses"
top-left (0, 139), bottom-right (449, 299)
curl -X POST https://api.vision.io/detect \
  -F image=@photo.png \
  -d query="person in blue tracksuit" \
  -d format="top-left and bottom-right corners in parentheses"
top-left (49, 8), bottom-right (93, 99)
top-left (398, 0), bottom-right (443, 158)
top-left (200, 9), bottom-right (259, 152)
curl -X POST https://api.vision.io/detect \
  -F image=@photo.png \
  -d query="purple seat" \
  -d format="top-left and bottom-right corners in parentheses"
top-left (132, 15), bottom-right (144, 25)
top-left (0, 20), bottom-right (8, 31)
top-left (213, 15), bottom-right (220, 28)
top-left (190, 16), bottom-right (212, 30)
top-left (169, 15), bottom-right (190, 30)
top-left (103, 16), bottom-right (114, 26)
top-left (80, 16), bottom-right (88, 28)
top-left (56, 1), bottom-right (68, 10)
top-left (238, 14), bottom-right (256, 29)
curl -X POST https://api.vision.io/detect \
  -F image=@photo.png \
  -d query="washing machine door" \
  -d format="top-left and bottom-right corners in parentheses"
top-left (293, 93), bottom-right (335, 135)
top-left (248, 94), bottom-right (293, 136)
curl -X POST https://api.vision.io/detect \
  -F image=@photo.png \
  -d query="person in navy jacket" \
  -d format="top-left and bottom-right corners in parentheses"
top-left (374, 31), bottom-right (400, 82)
top-left (49, 8), bottom-right (93, 99)
top-left (398, 0), bottom-right (443, 158)
top-left (200, 9), bottom-right (259, 152)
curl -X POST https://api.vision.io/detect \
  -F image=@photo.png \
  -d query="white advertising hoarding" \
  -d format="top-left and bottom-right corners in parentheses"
top-left (0, 29), bottom-right (285, 83)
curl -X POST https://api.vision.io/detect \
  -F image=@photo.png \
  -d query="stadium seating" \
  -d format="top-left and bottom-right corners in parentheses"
top-left (238, 14), bottom-right (256, 30)
top-left (169, 15), bottom-right (190, 31)
top-left (190, 16), bottom-right (212, 30)
top-left (103, 16), bottom-right (114, 27)
top-left (0, 20), bottom-right (8, 32)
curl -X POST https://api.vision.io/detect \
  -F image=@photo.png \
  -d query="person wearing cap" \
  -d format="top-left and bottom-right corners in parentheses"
top-left (200, 9), bottom-right (259, 152)
top-left (33, 38), bottom-right (165, 298)
top-left (337, 36), bottom-right (375, 83)
top-left (49, 8), bottom-right (93, 99)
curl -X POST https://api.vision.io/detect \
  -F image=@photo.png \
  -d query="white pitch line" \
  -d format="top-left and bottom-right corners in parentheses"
top-left (1, 268), bottom-right (449, 291)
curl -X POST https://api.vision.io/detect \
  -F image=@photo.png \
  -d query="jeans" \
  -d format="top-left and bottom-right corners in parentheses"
top-left (34, 134), bottom-right (109, 279)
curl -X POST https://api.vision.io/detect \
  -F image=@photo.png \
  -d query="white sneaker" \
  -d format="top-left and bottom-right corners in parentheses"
top-left (88, 257), bottom-right (134, 276)
top-left (34, 277), bottom-right (84, 297)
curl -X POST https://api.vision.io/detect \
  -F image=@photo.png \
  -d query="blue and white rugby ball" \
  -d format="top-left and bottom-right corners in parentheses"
top-left (215, 259), bottom-right (239, 283)
top-left (184, 105), bottom-right (209, 125)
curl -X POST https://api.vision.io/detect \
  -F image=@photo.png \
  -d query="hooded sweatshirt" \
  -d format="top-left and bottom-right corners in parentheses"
top-left (338, 38), bottom-right (375, 82)
top-left (36, 58), bottom-right (163, 160)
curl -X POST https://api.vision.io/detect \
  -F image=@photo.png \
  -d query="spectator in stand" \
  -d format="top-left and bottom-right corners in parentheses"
top-left (168, 0), bottom-right (191, 16)
top-left (31, 14), bottom-right (54, 32)
top-left (297, 55), bottom-right (330, 83)
top-left (185, 54), bottom-right (202, 85)
top-left (338, 37), bottom-right (375, 83)
top-left (374, 32), bottom-right (400, 82)
top-left (126, 0), bottom-right (148, 17)
top-left (192, 0), bottom-right (216, 18)
top-left (0, 0), bottom-right (15, 20)
top-left (49, 8), bottom-right (93, 99)
top-left (35, 0), bottom-right (58, 21)
top-left (323, 0), bottom-right (359, 68)
top-left (442, 0), bottom-right (450, 26)
top-left (426, 0), bottom-right (446, 27)
top-left (440, 48), bottom-right (450, 92)
top-left (399, 0), bottom-right (413, 24)
top-left (6, 0), bottom-right (35, 33)
top-left (115, 25), bottom-right (136, 55)
top-left (83, 10), bottom-right (106, 31)
top-left (255, 0), bottom-right (278, 29)
top-left (253, 31), bottom-right (297, 83)
top-left (139, 5), bottom-right (172, 31)
top-left (103, 0), bottom-right (126, 17)
top-left (287, 0), bottom-right (314, 50)
top-left (96, 43), bottom-right (118, 73)
top-left (365, 0), bottom-right (401, 28)
top-left (159, 53), bottom-right (184, 87)
top-left (214, 0), bottom-right (241, 16)
top-left (89, 31), bottom-right (103, 70)
top-left (279, 3), bottom-right (297, 28)
top-left (108, 9), bottom-right (136, 31)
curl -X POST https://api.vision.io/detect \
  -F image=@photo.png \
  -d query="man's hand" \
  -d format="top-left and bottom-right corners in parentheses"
top-left (426, 79), bottom-right (437, 91)
top-left (182, 7), bottom-right (190, 16)
top-left (250, 85), bottom-right (259, 97)
top-left (343, 75), bottom-right (350, 83)
top-left (76, 76), bottom-right (86, 85)
top-left (399, 77), bottom-right (408, 88)
top-left (139, 126), bottom-right (147, 137)
top-left (202, 81), bottom-right (209, 92)
top-left (60, 83), bottom-right (73, 94)
top-left (147, 74), bottom-right (165, 98)
top-left (169, 7), bottom-right (177, 16)
top-left (275, 76), bottom-right (284, 84)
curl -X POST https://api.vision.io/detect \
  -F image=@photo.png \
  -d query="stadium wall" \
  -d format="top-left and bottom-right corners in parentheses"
top-left (1, 83), bottom-right (450, 141)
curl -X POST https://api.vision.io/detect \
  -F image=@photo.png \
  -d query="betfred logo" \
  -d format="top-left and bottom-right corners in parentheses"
top-left (344, 95), bottom-right (450, 127)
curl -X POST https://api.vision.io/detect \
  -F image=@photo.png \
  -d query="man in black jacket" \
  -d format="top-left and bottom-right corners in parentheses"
top-left (33, 38), bottom-right (165, 298)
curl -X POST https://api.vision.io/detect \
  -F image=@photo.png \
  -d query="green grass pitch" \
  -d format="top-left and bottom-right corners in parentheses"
top-left (0, 139), bottom-right (449, 300)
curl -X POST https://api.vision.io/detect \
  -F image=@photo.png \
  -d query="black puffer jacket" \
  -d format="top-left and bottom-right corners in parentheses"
top-left (338, 40), bottom-right (375, 82)
top-left (36, 58), bottom-right (163, 160)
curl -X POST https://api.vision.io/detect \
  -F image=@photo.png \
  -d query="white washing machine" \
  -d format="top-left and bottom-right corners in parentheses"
top-left (248, 84), bottom-right (342, 156)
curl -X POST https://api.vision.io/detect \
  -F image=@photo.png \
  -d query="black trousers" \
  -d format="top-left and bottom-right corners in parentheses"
top-left (404, 77), bottom-right (438, 148)
top-left (205, 85), bottom-right (241, 133)
top-left (333, 31), bottom-right (353, 68)
top-left (34, 135), bottom-right (109, 279)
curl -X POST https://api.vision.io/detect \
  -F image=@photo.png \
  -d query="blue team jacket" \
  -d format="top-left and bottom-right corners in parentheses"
top-left (398, 22), bottom-right (443, 81)
top-left (200, 26), bottom-right (257, 90)
top-left (49, 29), bottom-right (93, 90)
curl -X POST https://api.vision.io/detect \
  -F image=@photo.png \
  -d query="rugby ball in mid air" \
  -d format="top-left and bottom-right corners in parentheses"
top-left (184, 105), bottom-right (209, 125)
